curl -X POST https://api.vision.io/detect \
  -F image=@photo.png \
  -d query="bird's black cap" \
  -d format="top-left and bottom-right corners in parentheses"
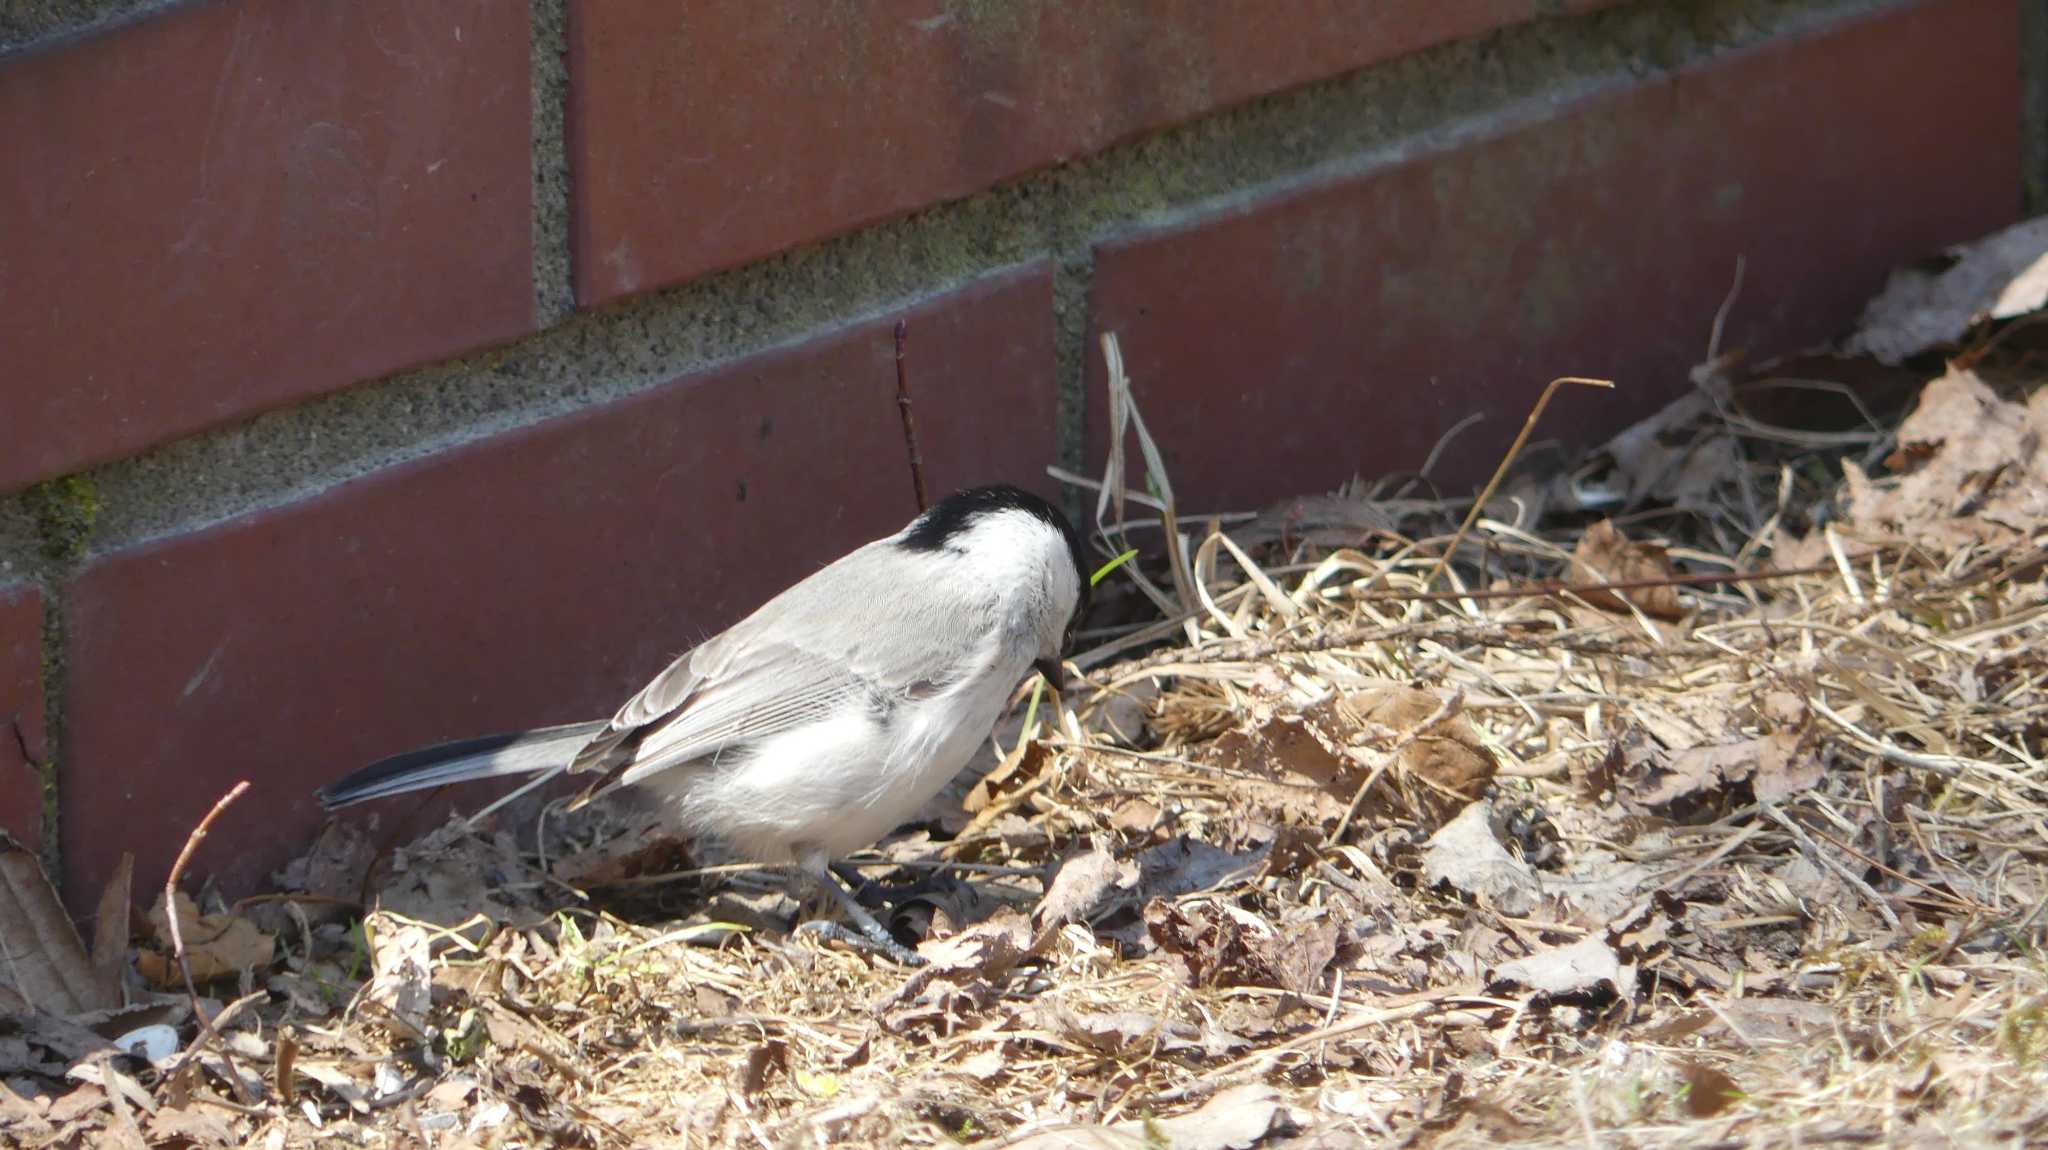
top-left (898, 484), bottom-right (1091, 649)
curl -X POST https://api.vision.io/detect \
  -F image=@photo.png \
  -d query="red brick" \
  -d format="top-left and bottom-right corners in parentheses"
top-left (1085, 0), bottom-right (2021, 511)
top-left (569, 1), bottom-right (1600, 305)
top-left (60, 266), bottom-right (1055, 900)
top-left (0, 585), bottom-right (45, 854)
top-left (0, 1), bottom-right (533, 494)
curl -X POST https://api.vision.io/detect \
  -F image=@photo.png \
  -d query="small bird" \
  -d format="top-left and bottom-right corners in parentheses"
top-left (318, 484), bottom-right (1088, 962)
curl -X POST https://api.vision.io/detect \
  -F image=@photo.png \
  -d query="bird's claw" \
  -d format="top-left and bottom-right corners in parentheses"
top-left (795, 919), bottom-right (926, 966)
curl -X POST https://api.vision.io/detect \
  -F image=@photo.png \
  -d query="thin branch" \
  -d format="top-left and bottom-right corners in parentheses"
top-left (1426, 376), bottom-right (1615, 587)
top-left (163, 779), bottom-right (257, 1100)
top-left (1358, 560), bottom-right (1844, 606)
top-left (894, 320), bottom-right (929, 513)
top-left (1759, 802), bottom-right (1902, 931)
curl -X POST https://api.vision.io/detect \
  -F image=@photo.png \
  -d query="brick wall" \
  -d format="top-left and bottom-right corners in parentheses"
top-left (0, 0), bottom-right (2028, 903)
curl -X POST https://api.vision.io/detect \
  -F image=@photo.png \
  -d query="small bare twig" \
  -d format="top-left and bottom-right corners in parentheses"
top-left (894, 320), bottom-right (929, 513)
top-left (1427, 376), bottom-right (1614, 587)
top-left (1358, 561), bottom-right (1845, 606)
top-left (162, 779), bottom-right (257, 1100)
top-left (1760, 803), bottom-right (1902, 931)
top-left (7, 712), bottom-right (40, 768)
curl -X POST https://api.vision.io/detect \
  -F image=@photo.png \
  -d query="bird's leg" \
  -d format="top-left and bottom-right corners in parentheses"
top-left (792, 851), bottom-right (925, 966)
top-left (829, 860), bottom-right (882, 904)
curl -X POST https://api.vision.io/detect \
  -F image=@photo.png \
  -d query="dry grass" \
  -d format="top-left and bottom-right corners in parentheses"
top-left (11, 333), bottom-right (2048, 1150)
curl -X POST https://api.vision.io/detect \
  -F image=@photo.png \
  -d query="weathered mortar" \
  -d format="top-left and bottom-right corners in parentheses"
top-left (0, 0), bottom-right (170, 56)
top-left (530, 0), bottom-right (573, 326)
top-left (3, 0), bottom-right (1887, 563)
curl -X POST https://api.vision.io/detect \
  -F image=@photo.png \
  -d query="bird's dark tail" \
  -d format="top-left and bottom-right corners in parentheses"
top-left (317, 720), bottom-right (609, 809)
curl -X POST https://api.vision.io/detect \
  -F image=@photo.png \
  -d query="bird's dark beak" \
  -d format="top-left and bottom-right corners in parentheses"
top-left (1033, 656), bottom-right (1066, 693)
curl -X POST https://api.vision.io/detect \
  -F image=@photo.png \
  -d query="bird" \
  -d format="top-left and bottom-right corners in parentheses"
top-left (317, 484), bottom-right (1089, 963)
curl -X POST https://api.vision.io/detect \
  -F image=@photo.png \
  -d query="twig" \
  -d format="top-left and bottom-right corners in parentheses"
top-left (1358, 561), bottom-right (1843, 606)
top-left (1426, 376), bottom-right (1614, 587)
top-left (1703, 254), bottom-right (1746, 366)
top-left (1148, 993), bottom-right (1452, 1103)
top-left (1760, 803), bottom-right (1902, 931)
top-left (894, 320), bottom-right (928, 513)
top-left (163, 779), bottom-right (257, 1100)
top-left (1813, 697), bottom-right (2048, 798)
top-left (7, 713), bottom-right (40, 768)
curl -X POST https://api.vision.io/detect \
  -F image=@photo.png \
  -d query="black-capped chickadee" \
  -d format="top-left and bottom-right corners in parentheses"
top-left (319, 484), bottom-right (1089, 962)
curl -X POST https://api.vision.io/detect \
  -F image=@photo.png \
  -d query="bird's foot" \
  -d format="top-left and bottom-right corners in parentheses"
top-left (795, 918), bottom-right (926, 966)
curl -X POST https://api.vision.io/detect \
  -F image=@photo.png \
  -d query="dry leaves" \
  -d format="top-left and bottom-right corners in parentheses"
top-left (1420, 802), bottom-right (1542, 917)
top-left (1845, 214), bottom-right (2048, 363)
top-left (1630, 731), bottom-right (1819, 808)
top-left (1207, 686), bottom-right (1494, 835)
top-left (134, 892), bottom-right (274, 989)
top-left (1570, 519), bottom-right (1685, 620)
top-left (0, 836), bottom-right (111, 1015)
top-left (1782, 367), bottom-right (2048, 561)
top-left (1145, 899), bottom-right (1340, 994)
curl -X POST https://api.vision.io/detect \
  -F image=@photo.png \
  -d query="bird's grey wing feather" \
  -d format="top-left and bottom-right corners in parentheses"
top-left (606, 643), bottom-right (871, 787)
top-left (569, 540), bottom-right (992, 780)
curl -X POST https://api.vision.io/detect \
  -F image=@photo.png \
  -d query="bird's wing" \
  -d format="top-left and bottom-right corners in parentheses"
top-left (569, 540), bottom-right (994, 782)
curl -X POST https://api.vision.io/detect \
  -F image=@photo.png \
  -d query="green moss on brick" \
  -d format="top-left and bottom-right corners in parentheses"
top-left (35, 602), bottom-right (62, 880)
top-left (24, 475), bottom-right (101, 563)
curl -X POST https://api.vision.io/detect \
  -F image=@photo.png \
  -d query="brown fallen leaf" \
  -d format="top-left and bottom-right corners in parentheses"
top-left (270, 820), bottom-right (375, 927)
top-left (910, 909), bottom-right (1046, 980)
top-left (0, 833), bottom-right (113, 1014)
top-left (0, 1080), bottom-right (52, 1137)
top-left (962, 738), bottom-right (1049, 815)
top-left (1783, 368), bottom-right (2048, 562)
top-left (425, 1076), bottom-right (476, 1112)
top-left (0, 1009), bottom-right (119, 1071)
top-left (1041, 1002), bottom-right (1247, 1060)
top-left (1569, 519), bottom-right (1684, 620)
top-left (90, 854), bottom-right (132, 1011)
top-left (147, 1102), bottom-right (238, 1146)
top-left (1207, 688), bottom-right (1494, 839)
top-left (1679, 1060), bottom-right (1742, 1117)
top-left (1347, 686), bottom-right (1498, 804)
top-left (1111, 799), bottom-right (1167, 838)
top-left (880, 909), bottom-right (1051, 1033)
top-left (375, 822), bottom-right (552, 935)
top-left (554, 808), bottom-right (696, 889)
top-left (1563, 388), bottom-right (1730, 513)
top-left (1205, 704), bottom-right (1359, 829)
top-left (136, 892), bottom-right (275, 989)
top-left (740, 1038), bottom-right (788, 1097)
top-left (45, 1081), bottom-right (108, 1124)
top-left (1144, 899), bottom-right (1338, 994)
top-left (1630, 732), bottom-right (1816, 809)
